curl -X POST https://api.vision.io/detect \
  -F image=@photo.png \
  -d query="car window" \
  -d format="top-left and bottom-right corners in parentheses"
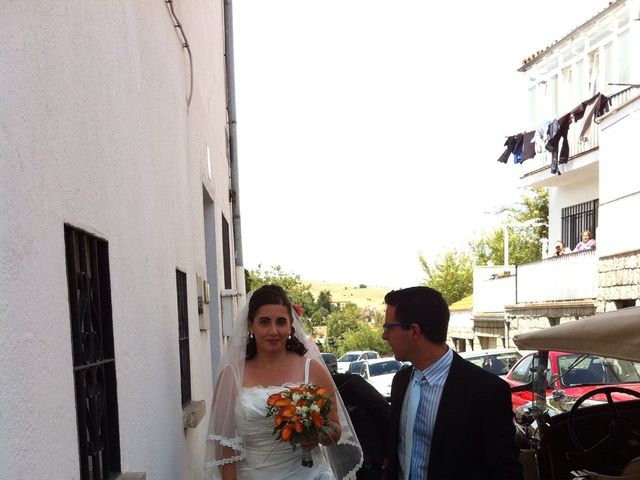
top-left (496, 352), bottom-right (522, 370)
top-left (339, 354), bottom-right (359, 362)
top-left (368, 360), bottom-right (402, 377)
top-left (557, 354), bottom-right (640, 386)
top-left (511, 355), bottom-right (533, 383)
top-left (349, 361), bottom-right (365, 374)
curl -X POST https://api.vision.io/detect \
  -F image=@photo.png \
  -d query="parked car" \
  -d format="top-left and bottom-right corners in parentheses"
top-left (510, 306), bottom-right (640, 480)
top-left (458, 348), bottom-right (522, 376)
top-left (320, 352), bottom-right (338, 374)
top-left (336, 350), bottom-right (380, 373)
top-left (503, 350), bottom-right (640, 411)
top-left (349, 358), bottom-right (403, 399)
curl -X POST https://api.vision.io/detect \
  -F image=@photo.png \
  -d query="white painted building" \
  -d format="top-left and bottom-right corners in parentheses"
top-left (496, 0), bottom-right (640, 337)
top-left (0, 2), bottom-right (244, 479)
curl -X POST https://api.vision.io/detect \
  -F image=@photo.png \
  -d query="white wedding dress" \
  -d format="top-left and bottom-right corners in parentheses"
top-left (235, 359), bottom-right (335, 480)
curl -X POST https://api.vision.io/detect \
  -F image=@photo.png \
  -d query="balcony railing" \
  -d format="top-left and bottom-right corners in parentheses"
top-left (515, 249), bottom-right (597, 303)
top-left (521, 86), bottom-right (640, 176)
top-left (473, 267), bottom-right (516, 313)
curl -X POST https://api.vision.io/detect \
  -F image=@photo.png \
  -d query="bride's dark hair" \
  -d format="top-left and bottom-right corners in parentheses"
top-left (246, 284), bottom-right (308, 359)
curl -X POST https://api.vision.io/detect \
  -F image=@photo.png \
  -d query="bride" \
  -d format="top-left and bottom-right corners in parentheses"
top-left (205, 285), bottom-right (363, 480)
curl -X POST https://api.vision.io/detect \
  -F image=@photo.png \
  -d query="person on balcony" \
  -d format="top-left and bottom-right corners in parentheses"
top-left (553, 240), bottom-right (570, 256)
top-left (574, 230), bottom-right (596, 251)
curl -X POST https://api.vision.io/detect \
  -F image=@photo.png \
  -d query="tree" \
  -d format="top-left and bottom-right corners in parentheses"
top-left (316, 290), bottom-right (334, 314)
top-left (471, 188), bottom-right (549, 266)
top-left (338, 324), bottom-right (392, 357)
top-left (325, 303), bottom-right (363, 341)
top-left (419, 250), bottom-right (473, 305)
top-left (246, 265), bottom-right (316, 315)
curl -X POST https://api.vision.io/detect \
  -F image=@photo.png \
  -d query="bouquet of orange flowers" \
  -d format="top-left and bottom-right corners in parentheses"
top-left (266, 384), bottom-right (334, 468)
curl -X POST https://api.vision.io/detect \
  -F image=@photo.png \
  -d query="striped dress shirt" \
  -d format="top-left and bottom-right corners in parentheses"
top-left (398, 348), bottom-right (453, 480)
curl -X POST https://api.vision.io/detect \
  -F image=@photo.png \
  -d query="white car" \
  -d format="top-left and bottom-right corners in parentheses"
top-left (336, 350), bottom-right (380, 373)
top-left (458, 348), bottom-right (522, 376)
top-left (350, 358), bottom-right (404, 399)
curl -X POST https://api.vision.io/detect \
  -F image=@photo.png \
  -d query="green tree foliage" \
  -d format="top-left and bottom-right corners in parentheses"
top-left (419, 250), bottom-right (474, 306)
top-left (246, 265), bottom-right (316, 315)
top-left (316, 290), bottom-right (334, 313)
top-left (471, 188), bottom-right (549, 266)
top-left (338, 324), bottom-right (392, 357)
top-left (326, 303), bottom-right (362, 340)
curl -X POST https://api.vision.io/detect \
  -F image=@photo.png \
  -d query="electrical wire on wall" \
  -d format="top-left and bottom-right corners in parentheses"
top-left (165, 0), bottom-right (194, 107)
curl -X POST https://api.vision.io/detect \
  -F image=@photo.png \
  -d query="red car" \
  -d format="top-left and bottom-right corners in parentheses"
top-left (503, 350), bottom-right (640, 411)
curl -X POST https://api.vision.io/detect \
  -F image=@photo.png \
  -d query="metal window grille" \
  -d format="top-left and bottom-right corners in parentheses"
top-left (222, 214), bottom-right (232, 289)
top-left (176, 270), bottom-right (192, 407)
top-left (64, 225), bottom-right (121, 480)
top-left (561, 199), bottom-right (598, 250)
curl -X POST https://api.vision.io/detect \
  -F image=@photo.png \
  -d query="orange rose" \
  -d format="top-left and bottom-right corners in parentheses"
top-left (281, 405), bottom-right (297, 418)
top-left (294, 421), bottom-right (304, 433)
top-left (311, 412), bottom-right (323, 429)
top-left (281, 424), bottom-right (294, 441)
top-left (316, 388), bottom-right (327, 397)
top-left (316, 398), bottom-right (327, 409)
top-left (267, 393), bottom-right (282, 406)
top-left (274, 415), bottom-right (285, 426)
top-left (274, 398), bottom-right (292, 407)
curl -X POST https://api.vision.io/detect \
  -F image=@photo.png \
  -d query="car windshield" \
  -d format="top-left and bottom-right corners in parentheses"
top-left (556, 354), bottom-right (640, 387)
top-left (466, 352), bottom-right (522, 375)
top-left (368, 360), bottom-right (402, 377)
top-left (339, 354), bottom-right (359, 362)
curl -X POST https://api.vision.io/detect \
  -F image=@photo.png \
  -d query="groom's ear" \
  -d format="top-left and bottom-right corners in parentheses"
top-left (409, 322), bottom-right (423, 340)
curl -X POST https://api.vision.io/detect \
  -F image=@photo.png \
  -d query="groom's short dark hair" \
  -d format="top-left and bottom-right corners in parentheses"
top-left (384, 286), bottom-right (449, 344)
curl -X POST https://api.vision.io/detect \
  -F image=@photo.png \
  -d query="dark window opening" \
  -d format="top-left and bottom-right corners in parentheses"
top-left (64, 225), bottom-right (121, 479)
top-left (615, 299), bottom-right (636, 310)
top-left (562, 199), bottom-right (598, 251)
top-left (176, 270), bottom-right (192, 407)
top-left (222, 214), bottom-right (232, 289)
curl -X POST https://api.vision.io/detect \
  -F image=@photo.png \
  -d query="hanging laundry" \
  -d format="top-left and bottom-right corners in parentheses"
top-left (513, 133), bottom-right (524, 163)
top-left (535, 120), bottom-right (553, 154)
top-left (579, 93), bottom-right (610, 141)
top-left (545, 114), bottom-right (572, 175)
top-left (497, 135), bottom-right (518, 163)
top-left (521, 130), bottom-right (536, 162)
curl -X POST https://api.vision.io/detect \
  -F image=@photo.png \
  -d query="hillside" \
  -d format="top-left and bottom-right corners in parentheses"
top-left (306, 280), bottom-right (388, 311)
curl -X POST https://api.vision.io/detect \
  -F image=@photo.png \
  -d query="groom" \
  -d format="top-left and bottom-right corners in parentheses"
top-left (382, 286), bottom-right (522, 480)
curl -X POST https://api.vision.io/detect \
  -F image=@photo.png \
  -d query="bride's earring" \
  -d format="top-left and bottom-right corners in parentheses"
top-left (288, 332), bottom-right (292, 339)
top-left (249, 332), bottom-right (254, 339)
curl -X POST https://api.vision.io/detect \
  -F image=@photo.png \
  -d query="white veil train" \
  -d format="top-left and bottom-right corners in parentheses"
top-left (204, 291), bottom-right (363, 479)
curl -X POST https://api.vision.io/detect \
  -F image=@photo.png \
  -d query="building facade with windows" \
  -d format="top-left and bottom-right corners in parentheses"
top-left (0, 2), bottom-right (244, 479)
top-left (491, 0), bottom-right (640, 342)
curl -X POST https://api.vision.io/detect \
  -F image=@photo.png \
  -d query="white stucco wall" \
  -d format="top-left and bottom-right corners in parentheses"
top-left (597, 96), bottom-right (640, 257)
top-left (1, 2), bottom-right (233, 478)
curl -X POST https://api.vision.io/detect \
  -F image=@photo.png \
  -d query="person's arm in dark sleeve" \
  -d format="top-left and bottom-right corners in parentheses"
top-left (480, 378), bottom-right (523, 480)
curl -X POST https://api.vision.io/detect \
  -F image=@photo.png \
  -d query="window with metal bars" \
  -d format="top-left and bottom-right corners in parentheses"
top-left (64, 225), bottom-right (121, 480)
top-left (176, 270), bottom-right (192, 407)
top-left (561, 199), bottom-right (598, 250)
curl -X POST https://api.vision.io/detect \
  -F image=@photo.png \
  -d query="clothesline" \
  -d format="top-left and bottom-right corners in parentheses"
top-left (497, 91), bottom-right (610, 175)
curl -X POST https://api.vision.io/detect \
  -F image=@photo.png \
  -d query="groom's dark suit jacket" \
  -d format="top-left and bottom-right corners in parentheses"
top-left (385, 352), bottom-right (522, 480)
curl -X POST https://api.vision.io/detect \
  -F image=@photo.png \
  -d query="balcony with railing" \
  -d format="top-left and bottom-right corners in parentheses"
top-left (473, 267), bottom-right (516, 314)
top-left (515, 249), bottom-right (597, 304)
top-left (520, 87), bottom-right (640, 187)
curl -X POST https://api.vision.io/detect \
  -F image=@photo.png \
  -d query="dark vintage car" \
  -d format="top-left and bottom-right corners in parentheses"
top-left (321, 352), bottom-right (338, 374)
top-left (512, 306), bottom-right (640, 480)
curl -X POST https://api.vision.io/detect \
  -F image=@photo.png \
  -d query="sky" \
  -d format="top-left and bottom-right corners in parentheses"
top-left (233, 0), bottom-right (608, 289)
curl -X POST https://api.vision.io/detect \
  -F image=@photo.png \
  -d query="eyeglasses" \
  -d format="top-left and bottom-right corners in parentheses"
top-left (382, 322), bottom-right (410, 332)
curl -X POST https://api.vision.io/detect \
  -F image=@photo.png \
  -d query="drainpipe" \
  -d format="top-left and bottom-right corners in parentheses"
top-left (223, 0), bottom-right (246, 305)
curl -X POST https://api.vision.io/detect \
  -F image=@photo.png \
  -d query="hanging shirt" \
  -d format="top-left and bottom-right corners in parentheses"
top-left (521, 130), bottom-right (536, 162)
